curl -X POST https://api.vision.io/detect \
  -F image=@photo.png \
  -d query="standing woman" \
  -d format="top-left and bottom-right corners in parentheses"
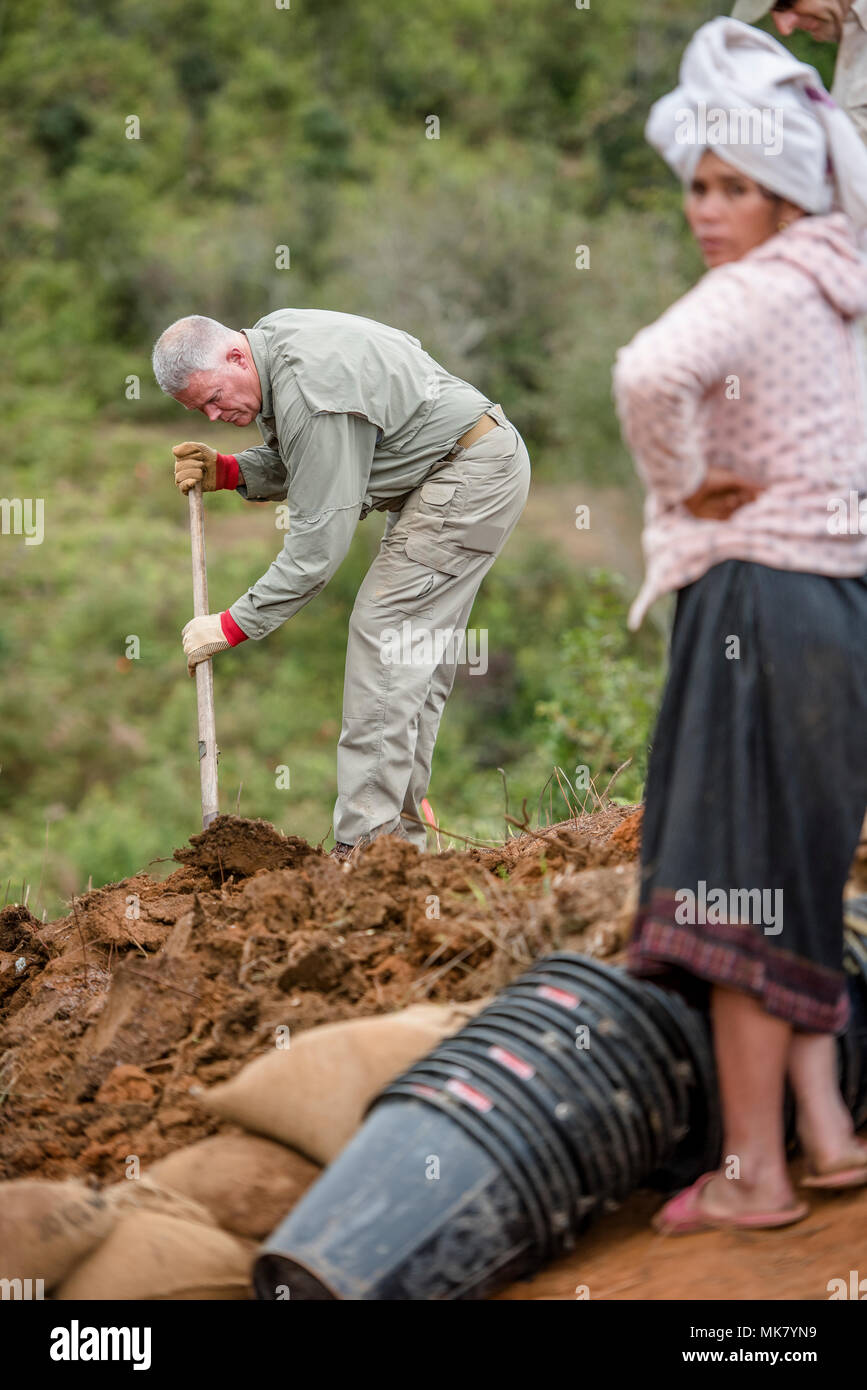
top-left (614, 17), bottom-right (867, 1232)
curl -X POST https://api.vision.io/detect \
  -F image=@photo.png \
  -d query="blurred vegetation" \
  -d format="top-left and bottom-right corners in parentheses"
top-left (0, 0), bottom-right (836, 916)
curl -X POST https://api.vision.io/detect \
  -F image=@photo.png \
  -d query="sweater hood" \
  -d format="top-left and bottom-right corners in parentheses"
top-left (743, 212), bottom-right (867, 319)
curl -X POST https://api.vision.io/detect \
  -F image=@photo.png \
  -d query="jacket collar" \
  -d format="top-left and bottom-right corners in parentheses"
top-left (242, 327), bottom-right (273, 419)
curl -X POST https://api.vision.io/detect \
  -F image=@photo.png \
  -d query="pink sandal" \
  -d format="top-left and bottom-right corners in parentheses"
top-left (652, 1172), bottom-right (810, 1235)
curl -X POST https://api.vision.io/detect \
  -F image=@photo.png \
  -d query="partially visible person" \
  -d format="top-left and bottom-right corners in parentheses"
top-left (732, 0), bottom-right (866, 143)
top-left (613, 17), bottom-right (867, 1235)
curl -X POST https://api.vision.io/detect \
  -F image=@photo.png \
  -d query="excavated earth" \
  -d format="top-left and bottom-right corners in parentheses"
top-left (0, 807), bottom-right (641, 1183)
top-left (2, 803), bottom-right (866, 1302)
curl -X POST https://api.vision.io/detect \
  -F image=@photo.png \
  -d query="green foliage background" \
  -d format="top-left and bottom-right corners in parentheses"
top-left (0, 0), bottom-right (835, 917)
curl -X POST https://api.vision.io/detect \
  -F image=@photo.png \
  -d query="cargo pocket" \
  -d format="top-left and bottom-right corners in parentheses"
top-left (404, 533), bottom-right (475, 576)
top-left (368, 532), bottom-right (475, 610)
top-left (420, 481), bottom-right (458, 507)
top-left (417, 476), bottom-right (466, 533)
top-left (455, 521), bottom-right (506, 555)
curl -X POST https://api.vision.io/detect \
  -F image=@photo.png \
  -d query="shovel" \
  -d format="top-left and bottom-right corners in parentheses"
top-left (188, 482), bottom-right (219, 828)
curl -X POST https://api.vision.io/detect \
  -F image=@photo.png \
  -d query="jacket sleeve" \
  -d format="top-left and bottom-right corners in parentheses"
top-left (227, 412), bottom-right (378, 639)
top-left (234, 443), bottom-right (289, 503)
top-left (612, 267), bottom-right (758, 509)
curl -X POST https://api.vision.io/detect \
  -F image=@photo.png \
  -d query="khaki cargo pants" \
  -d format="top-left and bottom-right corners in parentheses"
top-left (333, 403), bottom-right (531, 849)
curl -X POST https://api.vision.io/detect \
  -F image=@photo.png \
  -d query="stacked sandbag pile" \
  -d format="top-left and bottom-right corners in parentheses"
top-left (195, 1000), bottom-right (488, 1163)
top-left (0, 1000), bottom-right (486, 1298)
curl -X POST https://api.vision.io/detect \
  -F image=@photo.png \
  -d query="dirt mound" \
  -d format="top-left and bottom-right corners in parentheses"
top-left (173, 815), bottom-right (321, 883)
top-left (469, 804), bottom-right (644, 880)
top-left (0, 807), bottom-right (643, 1185)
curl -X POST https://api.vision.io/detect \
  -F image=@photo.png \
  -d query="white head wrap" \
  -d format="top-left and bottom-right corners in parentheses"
top-left (646, 18), bottom-right (867, 246)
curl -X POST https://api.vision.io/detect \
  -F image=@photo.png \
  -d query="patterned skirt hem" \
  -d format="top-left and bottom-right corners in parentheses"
top-left (627, 914), bottom-right (849, 1034)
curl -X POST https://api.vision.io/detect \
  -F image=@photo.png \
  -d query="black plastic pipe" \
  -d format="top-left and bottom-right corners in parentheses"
top-left (254, 930), bottom-right (867, 1300)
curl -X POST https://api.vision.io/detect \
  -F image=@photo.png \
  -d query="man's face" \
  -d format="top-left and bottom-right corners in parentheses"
top-left (771, 0), bottom-right (849, 44)
top-left (175, 345), bottom-right (262, 426)
top-left (684, 151), bottom-right (791, 266)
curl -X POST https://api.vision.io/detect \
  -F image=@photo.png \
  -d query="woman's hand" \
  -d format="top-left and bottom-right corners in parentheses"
top-left (683, 467), bottom-right (764, 520)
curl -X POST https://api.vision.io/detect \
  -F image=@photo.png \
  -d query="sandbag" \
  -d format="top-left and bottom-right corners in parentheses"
top-left (196, 999), bottom-right (490, 1164)
top-left (55, 1210), bottom-right (253, 1301)
top-left (103, 1175), bottom-right (218, 1228)
top-left (0, 1178), bottom-right (114, 1288)
top-left (148, 1133), bottom-right (320, 1239)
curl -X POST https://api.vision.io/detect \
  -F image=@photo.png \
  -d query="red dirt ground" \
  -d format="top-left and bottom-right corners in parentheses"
top-left (495, 1174), bottom-right (867, 1301)
top-left (2, 803), bottom-right (865, 1301)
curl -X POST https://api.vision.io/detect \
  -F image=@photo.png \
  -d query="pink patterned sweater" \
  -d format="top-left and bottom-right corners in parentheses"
top-left (613, 212), bottom-right (867, 630)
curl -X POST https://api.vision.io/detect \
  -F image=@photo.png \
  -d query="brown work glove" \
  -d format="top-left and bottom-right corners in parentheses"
top-left (173, 441), bottom-right (218, 494)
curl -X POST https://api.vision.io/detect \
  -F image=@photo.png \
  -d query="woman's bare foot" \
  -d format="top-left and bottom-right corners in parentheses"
top-left (788, 1031), bottom-right (866, 1175)
top-left (797, 1129), bottom-right (867, 1177)
top-left (694, 1167), bottom-right (801, 1220)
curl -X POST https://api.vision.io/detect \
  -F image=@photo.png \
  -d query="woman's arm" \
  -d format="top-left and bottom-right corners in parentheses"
top-left (613, 266), bottom-right (769, 512)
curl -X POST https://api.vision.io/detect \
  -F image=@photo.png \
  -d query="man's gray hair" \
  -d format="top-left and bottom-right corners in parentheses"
top-left (152, 315), bottom-right (235, 395)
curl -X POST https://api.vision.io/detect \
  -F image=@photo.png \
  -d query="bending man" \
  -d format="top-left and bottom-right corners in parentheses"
top-left (152, 309), bottom-right (530, 858)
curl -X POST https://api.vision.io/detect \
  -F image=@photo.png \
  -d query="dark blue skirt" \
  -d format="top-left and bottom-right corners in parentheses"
top-left (627, 559), bottom-right (867, 1034)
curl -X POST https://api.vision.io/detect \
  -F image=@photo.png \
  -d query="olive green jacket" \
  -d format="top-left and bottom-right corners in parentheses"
top-left (227, 309), bottom-right (492, 640)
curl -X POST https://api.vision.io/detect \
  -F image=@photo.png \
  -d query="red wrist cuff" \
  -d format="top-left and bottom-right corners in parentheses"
top-left (220, 610), bottom-right (249, 646)
top-left (215, 454), bottom-right (240, 490)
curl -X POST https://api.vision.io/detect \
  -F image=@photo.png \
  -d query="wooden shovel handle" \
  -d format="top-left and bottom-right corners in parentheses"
top-left (188, 483), bottom-right (219, 828)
